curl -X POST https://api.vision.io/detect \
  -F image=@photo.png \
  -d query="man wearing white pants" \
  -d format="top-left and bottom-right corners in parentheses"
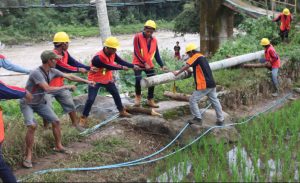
top-left (173, 43), bottom-right (224, 126)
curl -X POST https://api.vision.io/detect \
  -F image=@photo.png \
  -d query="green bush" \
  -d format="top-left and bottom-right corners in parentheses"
top-left (174, 1), bottom-right (199, 33)
top-left (237, 17), bottom-right (280, 44)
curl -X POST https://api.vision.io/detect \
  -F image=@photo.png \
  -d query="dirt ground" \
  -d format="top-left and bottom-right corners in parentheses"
top-left (0, 31), bottom-right (200, 86)
top-left (13, 90), bottom-right (298, 182)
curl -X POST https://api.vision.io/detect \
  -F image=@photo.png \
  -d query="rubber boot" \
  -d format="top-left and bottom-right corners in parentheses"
top-left (216, 120), bottom-right (224, 126)
top-left (119, 109), bottom-right (132, 118)
top-left (188, 117), bottom-right (202, 125)
top-left (79, 116), bottom-right (87, 127)
top-left (147, 99), bottom-right (159, 108)
top-left (134, 95), bottom-right (141, 107)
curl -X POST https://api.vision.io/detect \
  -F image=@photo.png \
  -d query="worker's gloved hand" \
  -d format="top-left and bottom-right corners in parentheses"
top-left (133, 65), bottom-right (141, 71)
top-left (259, 58), bottom-right (266, 63)
top-left (78, 68), bottom-right (88, 73)
top-left (266, 62), bottom-right (272, 68)
top-left (90, 67), bottom-right (99, 73)
top-left (122, 66), bottom-right (129, 71)
top-left (66, 85), bottom-right (77, 92)
top-left (172, 71), bottom-right (179, 76)
top-left (88, 81), bottom-right (96, 87)
top-left (144, 63), bottom-right (151, 70)
top-left (160, 66), bottom-right (169, 72)
top-left (25, 91), bottom-right (33, 103)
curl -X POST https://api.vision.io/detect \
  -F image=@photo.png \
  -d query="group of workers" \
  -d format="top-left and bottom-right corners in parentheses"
top-left (0, 6), bottom-right (293, 181)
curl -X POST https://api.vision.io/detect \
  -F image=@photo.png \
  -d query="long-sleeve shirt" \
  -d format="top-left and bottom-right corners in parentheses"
top-left (133, 32), bottom-right (164, 67)
top-left (55, 51), bottom-right (90, 73)
top-left (0, 54), bottom-right (30, 74)
top-left (92, 53), bottom-right (134, 70)
top-left (273, 14), bottom-right (293, 23)
top-left (0, 80), bottom-right (26, 100)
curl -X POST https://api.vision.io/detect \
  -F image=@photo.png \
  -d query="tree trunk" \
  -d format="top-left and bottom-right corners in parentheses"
top-left (95, 0), bottom-right (111, 42)
top-left (163, 91), bottom-right (192, 101)
top-left (95, 0), bottom-right (122, 90)
top-left (140, 50), bottom-right (264, 88)
top-left (125, 105), bottom-right (162, 116)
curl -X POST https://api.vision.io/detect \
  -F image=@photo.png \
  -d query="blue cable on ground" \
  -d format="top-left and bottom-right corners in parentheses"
top-left (18, 93), bottom-right (292, 181)
top-left (79, 113), bottom-right (120, 136)
top-left (18, 104), bottom-right (212, 181)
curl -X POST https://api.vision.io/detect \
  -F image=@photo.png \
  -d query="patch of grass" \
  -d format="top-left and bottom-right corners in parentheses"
top-left (91, 137), bottom-right (127, 153)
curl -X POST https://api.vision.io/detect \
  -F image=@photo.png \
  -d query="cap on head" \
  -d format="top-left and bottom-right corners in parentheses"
top-left (41, 50), bottom-right (61, 62)
top-left (260, 38), bottom-right (270, 46)
top-left (144, 20), bottom-right (156, 30)
top-left (283, 8), bottom-right (290, 16)
top-left (53, 32), bottom-right (70, 43)
top-left (103, 36), bottom-right (120, 49)
top-left (185, 43), bottom-right (198, 53)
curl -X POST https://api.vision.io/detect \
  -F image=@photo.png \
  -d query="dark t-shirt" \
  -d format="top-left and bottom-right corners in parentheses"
top-left (174, 45), bottom-right (180, 53)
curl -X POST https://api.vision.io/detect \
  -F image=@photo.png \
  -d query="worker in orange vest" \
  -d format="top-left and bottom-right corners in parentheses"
top-left (273, 8), bottom-right (292, 42)
top-left (173, 43), bottom-right (224, 126)
top-left (79, 37), bottom-right (140, 127)
top-left (0, 82), bottom-right (32, 182)
top-left (260, 38), bottom-right (281, 97)
top-left (132, 20), bottom-right (168, 108)
top-left (43, 32), bottom-right (95, 131)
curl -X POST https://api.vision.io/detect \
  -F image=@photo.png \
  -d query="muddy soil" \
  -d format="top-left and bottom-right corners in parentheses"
top-left (0, 31), bottom-right (199, 86)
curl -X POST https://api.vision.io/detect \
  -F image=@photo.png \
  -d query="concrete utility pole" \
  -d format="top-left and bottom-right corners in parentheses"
top-left (95, 0), bottom-right (111, 43)
top-left (140, 50), bottom-right (265, 88)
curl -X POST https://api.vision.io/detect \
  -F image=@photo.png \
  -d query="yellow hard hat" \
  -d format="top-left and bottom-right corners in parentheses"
top-left (144, 20), bottom-right (157, 30)
top-left (260, 38), bottom-right (270, 46)
top-left (283, 8), bottom-right (290, 16)
top-left (104, 36), bottom-right (120, 49)
top-left (53, 32), bottom-right (70, 43)
top-left (185, 43), bottom-right (198, 53)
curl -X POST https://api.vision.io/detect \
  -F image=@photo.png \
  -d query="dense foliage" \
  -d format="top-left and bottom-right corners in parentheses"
top-left (0, 1), bottom-right (183, 44)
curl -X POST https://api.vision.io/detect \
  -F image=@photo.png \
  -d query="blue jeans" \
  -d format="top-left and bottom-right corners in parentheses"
top-left (272, 68), bottom-right (279, 91)
top-left (82, 82), bottom-right (123, 117)
top-left (0, 144), bottom-right (17, 183)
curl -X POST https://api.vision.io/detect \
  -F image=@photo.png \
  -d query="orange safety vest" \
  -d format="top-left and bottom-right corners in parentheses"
top-left (280, 13), bottom-right (292, 31)
top-left (49, 50), bottom-right (69, 87)
top-left (265, 45), bottom-right (280, 69)
top-left (88, 50), bottom-right (116, 84)
top-left (0, 107), bottom-right (4, 143)
top-left (187, 53), bottom-right (208, 90)
top-left (132, 33), bottom-right (157, 68)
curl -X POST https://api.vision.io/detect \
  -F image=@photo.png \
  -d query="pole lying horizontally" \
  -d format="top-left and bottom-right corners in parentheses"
top-left (140, 50), bottom-right (264, 88)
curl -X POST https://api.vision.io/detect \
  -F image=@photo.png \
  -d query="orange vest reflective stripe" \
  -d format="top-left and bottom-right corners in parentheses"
top-left (265, 45), bottom-right (280, 69)
top-left (132, 33), bottom-right (157, 68)
top-left (88, 51), bottom-right (116, 84)
top-left (49, 50), bottom-right (69, 87)
top-left (280, 13), bottom-right (292, 31)
top-left (0, 107), bottom-right (4, 143)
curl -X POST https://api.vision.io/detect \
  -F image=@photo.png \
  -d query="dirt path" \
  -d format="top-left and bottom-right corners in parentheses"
top-left (0, 31), bottom-right (199, 86)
